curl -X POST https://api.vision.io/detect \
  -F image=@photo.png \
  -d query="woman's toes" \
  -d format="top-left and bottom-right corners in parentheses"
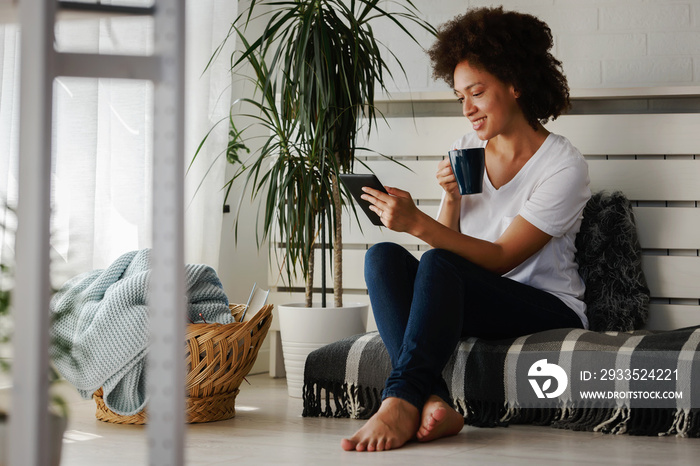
top-left (340, 438), bottom-right (355, 451)
top-left (340, 397), bottom-right (420, 452)
top-left (417, 397), bottom-right (464, 443)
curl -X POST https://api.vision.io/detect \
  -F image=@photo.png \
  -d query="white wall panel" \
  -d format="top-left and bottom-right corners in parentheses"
top-left (646, 304), bottom-right (700, 331)
top-left (358, 114), bottom-right (700, 157)
top-left (588, 160), bottom-right (700, 201)
top-left (356, 117), bottom-right (467, 156)
top-left (634, 207), bottom-right (700, 250)
top-left (643, 255), bottom-right (700, 300)
top-left (546, 114), bottom-right (700, 155)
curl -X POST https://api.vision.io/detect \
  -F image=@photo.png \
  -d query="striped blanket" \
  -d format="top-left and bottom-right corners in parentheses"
top-left (302, 326), bottom-right (700, 437)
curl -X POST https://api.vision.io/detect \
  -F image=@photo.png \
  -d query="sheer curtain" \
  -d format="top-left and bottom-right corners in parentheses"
top-left (0, 0), bottom-right (236, 286)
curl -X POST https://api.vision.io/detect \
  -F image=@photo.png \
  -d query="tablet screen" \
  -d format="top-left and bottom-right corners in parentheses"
top-left (338, 174), bottom-right (388, 226)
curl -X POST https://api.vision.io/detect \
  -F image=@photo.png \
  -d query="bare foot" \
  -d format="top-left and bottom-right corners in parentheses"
top-left (340, 397), bottom-right (420, 452)
top-left (415, 395), bottom-right (464, 442)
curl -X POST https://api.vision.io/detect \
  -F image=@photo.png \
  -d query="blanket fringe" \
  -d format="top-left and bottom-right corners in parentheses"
top-left (343, 383), bottom-right (382, 419)
top-left (662, 408), bottom-right (688, 437)
top-left (454, 397), bottom-right (469, 418)
top-left (302, 381), bottom-right (382, 420)
top-left (453, 398), bottom-right (508, 428)
top-left (303, 382), bottom-right (700, 438)
top-left (689, 409), bottom-right (700, 438)
top-left (626, 408), bottom-right (676, 436)
top-left (593, 406), bottom-right (628, 434)
top-left (499, 403), bottom-right (519, 423)
top-left (302, 381), bottom-right (344, 418)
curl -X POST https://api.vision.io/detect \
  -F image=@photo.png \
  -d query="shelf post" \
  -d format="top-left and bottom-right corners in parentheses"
top-left (148, 1), bottom-right (187, 465)
top-left (10, 0), bottom-right (56, 465)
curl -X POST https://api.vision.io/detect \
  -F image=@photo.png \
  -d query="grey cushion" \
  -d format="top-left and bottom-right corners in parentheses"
top-left (575, 191), bottom-right (650, 332)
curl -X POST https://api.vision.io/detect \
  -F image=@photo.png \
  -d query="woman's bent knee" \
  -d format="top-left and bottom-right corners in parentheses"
top-left (365, 243), bottom-right (412, 283)
top-left (418, 248), bottom-right (491, 279)
top-left (418, 248), bottom-right (460, 269)
top-left (365, 243), bottom-right (408, 268)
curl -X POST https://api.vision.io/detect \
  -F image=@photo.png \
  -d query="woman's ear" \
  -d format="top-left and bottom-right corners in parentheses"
top-left (511, 86), bottom-right (521, 99)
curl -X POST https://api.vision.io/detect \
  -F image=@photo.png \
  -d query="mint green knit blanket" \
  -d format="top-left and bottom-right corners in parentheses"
top-left (49, 249), bottom-right (231, 416)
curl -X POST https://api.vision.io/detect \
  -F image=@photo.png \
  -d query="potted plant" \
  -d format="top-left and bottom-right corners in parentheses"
top-left (201, 0), bottom-right (435, 396)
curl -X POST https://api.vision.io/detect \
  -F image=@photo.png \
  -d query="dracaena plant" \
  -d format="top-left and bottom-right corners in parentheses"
top-left (198, 0), bottom-right (435, 307)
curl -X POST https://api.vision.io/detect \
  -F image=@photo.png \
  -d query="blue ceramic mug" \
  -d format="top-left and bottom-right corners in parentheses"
top-left (448, 147), bottom-right (485, 195)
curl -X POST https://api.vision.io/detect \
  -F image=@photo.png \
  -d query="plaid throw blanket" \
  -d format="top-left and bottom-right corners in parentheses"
top-left (303, 326), bottom-right (700, 437)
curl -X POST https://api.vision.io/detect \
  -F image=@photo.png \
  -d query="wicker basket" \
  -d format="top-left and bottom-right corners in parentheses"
top-left (93, 303), bottom-right (273, 424)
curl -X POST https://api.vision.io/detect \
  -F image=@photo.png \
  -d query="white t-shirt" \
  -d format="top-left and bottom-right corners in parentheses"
top-left (441, 132), bottom-right (591, 329)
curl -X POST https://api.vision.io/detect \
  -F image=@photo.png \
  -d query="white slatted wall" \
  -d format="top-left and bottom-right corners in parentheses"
top-left (269, 104), bottom-right (700, 332)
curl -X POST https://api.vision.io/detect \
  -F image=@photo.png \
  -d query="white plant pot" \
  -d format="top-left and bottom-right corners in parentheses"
top-left (278, 302), bottom-right (368, 398)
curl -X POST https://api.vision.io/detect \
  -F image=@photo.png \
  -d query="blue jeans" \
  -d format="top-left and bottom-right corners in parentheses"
top-left (364, 242), bottom-right (584, 410)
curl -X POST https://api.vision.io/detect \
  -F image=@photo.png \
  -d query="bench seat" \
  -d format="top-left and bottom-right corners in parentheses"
top-left (302, 326), bottom-right (700, 437)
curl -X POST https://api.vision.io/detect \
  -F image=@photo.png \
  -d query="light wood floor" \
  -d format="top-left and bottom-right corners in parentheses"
top-left (57, 373), bottom-right (700, 465)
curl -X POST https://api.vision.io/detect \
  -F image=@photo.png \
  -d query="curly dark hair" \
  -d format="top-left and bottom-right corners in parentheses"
top-left (428, 7), bottom-right (570, 130)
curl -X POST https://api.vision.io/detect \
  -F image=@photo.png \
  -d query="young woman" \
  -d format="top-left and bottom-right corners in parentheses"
top-left (341, 7), bottom-right (591, 452)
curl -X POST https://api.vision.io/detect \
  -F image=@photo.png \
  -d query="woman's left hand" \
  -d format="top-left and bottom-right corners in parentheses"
top-left (361, 186), bottom-right (422, 234)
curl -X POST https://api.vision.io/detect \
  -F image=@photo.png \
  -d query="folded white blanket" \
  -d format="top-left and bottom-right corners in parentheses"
top-left (49, 249), bottom-right (231, 415)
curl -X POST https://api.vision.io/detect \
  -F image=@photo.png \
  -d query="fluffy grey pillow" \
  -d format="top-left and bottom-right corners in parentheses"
top-left (574, 191), bottom-right (650, 332)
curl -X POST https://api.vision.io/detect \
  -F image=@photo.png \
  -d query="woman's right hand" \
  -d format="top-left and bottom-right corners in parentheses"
top-left (437, 158), bottom-right (461, 202)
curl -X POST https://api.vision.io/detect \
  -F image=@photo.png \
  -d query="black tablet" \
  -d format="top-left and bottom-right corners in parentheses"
top-left (339, 174), bottom-right (388, 226)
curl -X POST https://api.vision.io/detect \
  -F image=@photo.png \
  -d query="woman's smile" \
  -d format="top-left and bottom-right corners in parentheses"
top-left (471, 116), bottom-right (487, 131)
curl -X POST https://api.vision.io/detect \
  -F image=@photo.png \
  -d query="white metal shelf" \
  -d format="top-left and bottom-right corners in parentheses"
top-left (10, 1), bottom-right (186, 465)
